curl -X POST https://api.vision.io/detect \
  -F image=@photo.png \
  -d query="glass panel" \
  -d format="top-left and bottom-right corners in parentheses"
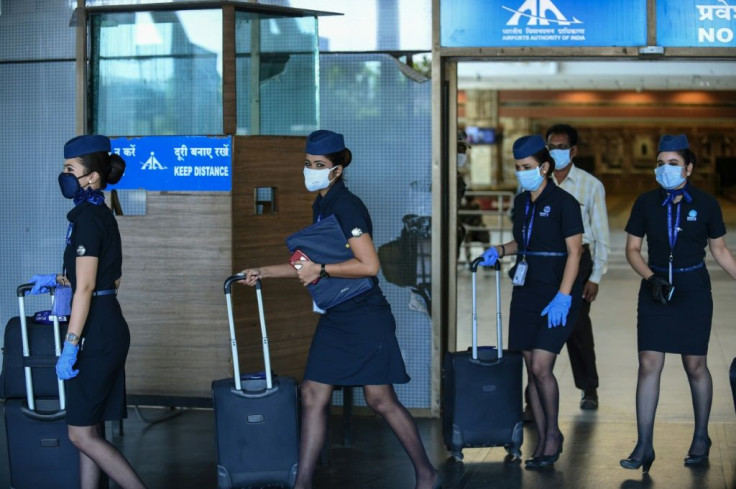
top-left (235, 12), bottom-right (318, 135)
top-left (318, 53), bottom-right (432, 408)
top-left (90, 9), bottom-right (223, 136)
top-left (260, 0), bottom-right (432, 52)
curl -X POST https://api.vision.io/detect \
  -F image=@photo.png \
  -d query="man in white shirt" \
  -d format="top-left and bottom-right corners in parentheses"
top-left (546, 124), bottom-right (610, 410)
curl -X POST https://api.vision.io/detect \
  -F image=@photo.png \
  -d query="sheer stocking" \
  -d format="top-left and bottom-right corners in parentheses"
top-left (68, 424), bottom-right (146, 489)
top-left (364, 385), bottom-right (437, 489)
top-left (528, 349), bottom-right (562, 457)
top-left (682, 354), bottom-right (712, 455)
top-left (293, 380), bottom-right (334, 489)
top-left (629, 350), bottom-right (665, 460)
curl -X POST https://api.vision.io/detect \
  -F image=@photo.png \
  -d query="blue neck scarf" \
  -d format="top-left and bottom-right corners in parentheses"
top-left (662, 183), bottom-right (692, 206)
top-left (73, 187), bottom-right (106, 206)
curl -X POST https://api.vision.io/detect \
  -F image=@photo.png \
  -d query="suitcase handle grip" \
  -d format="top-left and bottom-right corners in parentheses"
top-left (470, 257), bottom-right (501, 273)
top-left (229, 383), bottom-right (280, 399)
top-left (223, 274), bottom-right (250, 295)
top-left (469, 357), bottom-right (506, 367)
top-left (19, 405), bottom-right (67, 422)
top-left (17, 283), bottom-right (34, 297)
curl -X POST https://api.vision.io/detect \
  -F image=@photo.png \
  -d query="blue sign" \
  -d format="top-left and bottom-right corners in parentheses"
top-left (658, 0), bottom-right (736, 47)
top-left (109, 136), bottom-right (232, 191)
top-left (441, 0), bottom-right (647, 47)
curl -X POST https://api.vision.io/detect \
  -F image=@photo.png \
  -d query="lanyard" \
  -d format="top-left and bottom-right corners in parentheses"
top-left (666, 202), bottom-right (682, 283)
top-left (521, 196), bottom-right (536, 260)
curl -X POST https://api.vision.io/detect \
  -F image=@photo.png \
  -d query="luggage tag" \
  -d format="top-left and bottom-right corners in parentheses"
top-left (51, 285), bottom-right (72, 319)
top-left (312, 301), bottom-right (326, 315)
top-left (512, 260), bottom-right (528, 287)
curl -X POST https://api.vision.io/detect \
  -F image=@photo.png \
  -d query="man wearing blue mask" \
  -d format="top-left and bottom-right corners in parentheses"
top-left (546, 124), bottom-right (610, 410)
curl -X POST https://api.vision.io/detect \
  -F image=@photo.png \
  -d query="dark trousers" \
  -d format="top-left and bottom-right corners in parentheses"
top-left (566, 246), bottom-right (599, 391)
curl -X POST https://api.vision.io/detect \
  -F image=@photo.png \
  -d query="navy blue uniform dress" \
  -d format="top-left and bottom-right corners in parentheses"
top-left (303, 180), bottom-right (410, 386)
top-left (64, 201), bottom-right (129, 426)
top-left (625, 185), bottom-right (725, 355)
top-left (508, 181), bottom-right (584, 354)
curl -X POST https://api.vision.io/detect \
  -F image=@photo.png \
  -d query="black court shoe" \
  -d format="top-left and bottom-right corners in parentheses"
top-left (525, 434), bottom-right (564, 469)
top-left (620, 452), bottom-right (655, 473)
top-left (684, 437), bottom-right (711, 466)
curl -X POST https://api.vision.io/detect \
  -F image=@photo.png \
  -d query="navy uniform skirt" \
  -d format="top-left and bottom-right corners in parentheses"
top-left (637, 266), bottom-right (713, 355)
top-left (508, 279), bottom-right (582, 354)
top-left (65, 296), bottom-right (130, 426)
top-left (304, 287), bottom-right (410, 386)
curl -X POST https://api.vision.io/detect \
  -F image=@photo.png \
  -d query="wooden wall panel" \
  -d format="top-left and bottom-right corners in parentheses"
top-left (232, 136), bottom-right (317, 382)
top-left (116, 193), bottom-right (233, 398)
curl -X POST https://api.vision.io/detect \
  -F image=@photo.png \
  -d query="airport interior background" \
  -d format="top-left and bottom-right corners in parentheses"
top-left (1, 1), bottom-right (735, 488)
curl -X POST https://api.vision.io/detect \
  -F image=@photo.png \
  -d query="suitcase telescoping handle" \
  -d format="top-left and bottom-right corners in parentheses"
top-left (223, 275), bottom-right (273, 392)
top-left (16, 283), bottom-right (67, 415)
top-left (470, 258), bottom-right (504, 362)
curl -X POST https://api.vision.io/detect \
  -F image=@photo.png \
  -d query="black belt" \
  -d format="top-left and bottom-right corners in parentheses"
top-left (92, 289), bottom-right (117, 297)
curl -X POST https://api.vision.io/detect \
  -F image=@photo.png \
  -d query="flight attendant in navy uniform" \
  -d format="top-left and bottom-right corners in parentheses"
top-left (238, 130), bottom-right (439, 489)
top-left (481, 134), bottom-right (584, 468)
top-left (620, 134), bottom-right (736, 473)
top-left (39, 135), bottom-right (147, 488)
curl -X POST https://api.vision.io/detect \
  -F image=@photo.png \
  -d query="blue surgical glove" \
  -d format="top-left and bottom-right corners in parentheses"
top-left (56, 341), bottom-right (80, 380)
top-left (480, 247), bottom-right (499, 266)
top-left (541, 291), bottom-right (572, 328)
top-left (28, 274), bottom-right (57, 295)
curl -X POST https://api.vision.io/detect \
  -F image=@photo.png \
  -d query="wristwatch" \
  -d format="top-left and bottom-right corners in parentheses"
top-left (320, 264), bottom-right (330, 279)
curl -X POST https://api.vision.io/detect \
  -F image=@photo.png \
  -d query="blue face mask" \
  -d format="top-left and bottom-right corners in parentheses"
top-left (549, 149), bottom-right (571, 170)
top-left (655, 164), bottom-right (686, 190)
top-left (58, 172), bottom-right (87, 199)
top-left (516, 167), bottom-right (545, 192)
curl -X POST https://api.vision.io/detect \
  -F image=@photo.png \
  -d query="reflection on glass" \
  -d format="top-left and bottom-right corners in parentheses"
top-left (91, 9), bottom-right (223, 135)
top-left (235, 13), bottom-right (319, 135)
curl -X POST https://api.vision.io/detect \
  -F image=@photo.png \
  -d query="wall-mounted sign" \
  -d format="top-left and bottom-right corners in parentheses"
top-left (658, 0), bottom-right (736, 47)
top-left (109, 136), bottom-right (232, 191)
top-left (441, 0), bottom-right (647, 48)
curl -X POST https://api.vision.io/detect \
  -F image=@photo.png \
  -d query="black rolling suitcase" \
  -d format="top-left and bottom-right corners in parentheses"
top-left (212, 276), bottom-right (299, 489)
top-left (3, 284), bottom-right (81, 489)
top-left (442, 259), bottom-right (523, 461)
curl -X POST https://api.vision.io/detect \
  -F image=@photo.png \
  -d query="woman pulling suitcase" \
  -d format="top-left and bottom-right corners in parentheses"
top-left (480, 134), bottom-right (584, 468)
top-left (29, 135), bottom-right (147, 489)
top-left (237, 130), bottom-right (440, 489)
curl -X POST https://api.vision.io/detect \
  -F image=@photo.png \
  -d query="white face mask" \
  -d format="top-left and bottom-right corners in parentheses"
top-left (549, 149), bottom-right (571, 170)
top-left (457, 153), bottom-right (468, 168)
top-left (303, 166), bottom-right (338, 192)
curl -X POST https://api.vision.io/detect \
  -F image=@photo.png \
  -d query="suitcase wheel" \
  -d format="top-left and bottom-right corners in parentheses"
top-left (450, 450), bottom-right (464, 462)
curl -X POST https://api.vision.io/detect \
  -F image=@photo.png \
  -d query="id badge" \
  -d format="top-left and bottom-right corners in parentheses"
top-left (512, 260), bottom-right (528, 287)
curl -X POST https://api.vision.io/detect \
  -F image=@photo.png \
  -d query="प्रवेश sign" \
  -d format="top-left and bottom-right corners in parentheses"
top-left (657, 0), bottom-right (736, 47)
top-left (440, 0), bottom-right (647, 47)
top-left (109, 136), bottom-right (232, 191)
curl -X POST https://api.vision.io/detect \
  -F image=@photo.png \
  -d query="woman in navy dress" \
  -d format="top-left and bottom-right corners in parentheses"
top-left (238, 130), bottom-right (439, 489)
top-left (621, 134), bottom-right (736, 472)
top-left (480, 134), bottom-right (583, 468)
top-left (50, 135), bottom-right (146, 488)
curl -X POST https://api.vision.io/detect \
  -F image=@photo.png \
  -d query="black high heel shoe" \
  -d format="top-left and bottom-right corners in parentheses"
top-left (620, 452), bottom-right (655, 473)
top-left (525, 434), bottom-right (564, 469)
top-left (684, 437), bottom-right (711, 466)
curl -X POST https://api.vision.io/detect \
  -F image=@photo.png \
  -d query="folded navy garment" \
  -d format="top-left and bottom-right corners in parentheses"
top-left (286, 214), bottom-right (374, 310)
